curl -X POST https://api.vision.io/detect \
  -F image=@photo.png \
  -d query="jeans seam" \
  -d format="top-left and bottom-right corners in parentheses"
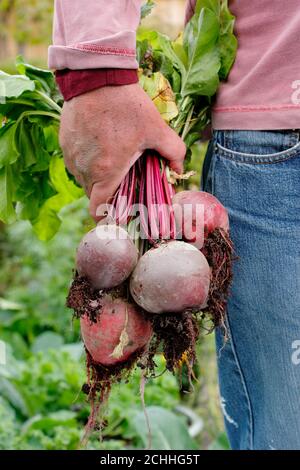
top-left (225, 317), bottom-right (254, 450)
top-left (216, 143), bottom-right (300, 164)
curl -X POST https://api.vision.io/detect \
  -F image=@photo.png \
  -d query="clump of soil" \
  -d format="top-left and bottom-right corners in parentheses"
top-left (66, 273), bottom-right (127, 322)
top-left (66, 273), bottom-right (100, 322)
top-left (149, 311), bottom-right (200, 372)
top-left (202, 227), bottom-right (235, 330)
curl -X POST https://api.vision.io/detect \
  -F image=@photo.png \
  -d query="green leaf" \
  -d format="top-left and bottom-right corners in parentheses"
top-left (138, 30), bottom-right (186, 78)
top-left (49, 154), bottom-right (83, 199)
top-left (172, 33), bottom-right (188, 69)
top-left (15, 178), bottom-right (36, 202)
top-left (16, 56), bottom-right (56, 95)
top-left (182, 7), bottom-right (221, 97)
top-left (0, 331), bottom-right (29, 360)
top-left (171, 69), bottom-right (181, 94)
top-left (218, 0), bottom-right (238, 79)
top-left (0, 71), bottom-right (35, 99)
top-left (0, 309), bottom-right (27, 329)
top-left (32, 155), bottom-right (84, 240)
top-left (132, 406), bottom-right (198, 450)
top-left (31, 332), bottom-right (64, 354)
top-left (136, 39), bottom-right (150, 66)
top-left (0, 122), bottom-right (19, 169)
top-left (0, 165), bottom-right (16, 223)
top-left (141, 0), bottom-right (155, 19)
top-left (32, 195), bottom-right (63, 240)
top-left (152, 51), bottom-right (174, 81)
top-left (43, 124), bottom-right (60, 153)
top-left (0, 298), bottom-right (22, 311)
top-left (16, 192), bottom-right (41, 221)
top-left (0, 345), bottom-right (24, 379)
top-left (29, 124), bottom-right (50, 172)
top-left (21, 411), bottom-right (77, 435)
top-left (15, 119), bottom-right (50, 172)
top-left (60, 343), bottom-right (84, 361)
top-left (139, 72), bottom-right (178, 122)
top-left (195, 0), bottom-right (220, 15)
top-left (17, 120), bottom-right (37, 168)
top-left (0, 376), bottom-right (30, 417)
top-left (184, 131), bottom-right (201, 148)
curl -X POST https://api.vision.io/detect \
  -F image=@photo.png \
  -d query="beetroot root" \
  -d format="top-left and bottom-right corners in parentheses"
top-left (130, 241), bottom-right (211, 314)
top-left (80, 294), bottom-right (152, 366)
top-left (76, 225), bottom-right (138, 290)
top-left (172, 190), bottom-right (229, 249)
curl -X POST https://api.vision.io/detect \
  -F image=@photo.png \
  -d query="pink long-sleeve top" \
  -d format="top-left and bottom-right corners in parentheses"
top-left (49, 0), bottom-right (300, 130)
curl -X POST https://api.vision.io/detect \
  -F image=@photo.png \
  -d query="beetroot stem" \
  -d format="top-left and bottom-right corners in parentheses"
top-left (146, 154), bottom-right (159, 241)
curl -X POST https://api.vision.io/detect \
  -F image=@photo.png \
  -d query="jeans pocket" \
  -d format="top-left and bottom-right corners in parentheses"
top-left (215, 130), bottom-right (300, 164)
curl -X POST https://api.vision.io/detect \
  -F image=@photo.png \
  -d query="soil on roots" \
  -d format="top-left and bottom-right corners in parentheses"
top-left (149, 311), bottom-right (200, 373)
top-left (81, 347), bottom-right (147, 440)
top-left (66, 272), bottom-right (127, 322)
top-left (202, 227), bottom-right (235, 329)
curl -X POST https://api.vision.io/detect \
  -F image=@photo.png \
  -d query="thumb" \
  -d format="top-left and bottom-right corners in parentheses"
top-left (152, 123), bottom-right (186, 174)
top-left (89, 177), bottom-right (120, 222)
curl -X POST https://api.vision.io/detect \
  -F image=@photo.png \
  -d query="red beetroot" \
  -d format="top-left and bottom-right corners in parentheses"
top-left (80, 294), bottom-right (152, 366)
top-left (130, 241), bottom-right (211, 314)
top-left (172, 191), bottom-right (229, 249)
top-left (76, 225), bottom-right (138, 290)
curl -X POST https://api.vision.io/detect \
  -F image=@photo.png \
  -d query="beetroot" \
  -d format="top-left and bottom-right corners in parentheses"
top-left (172, 190), bottom-right (229, 249)
top-left (130, 241), bottom-right (211, 314)
top-left (66, 155), bottom-right (234, 444)
top-left (80, 294), bottom-right (152, 366)
top-left (76, 224), bottom-right (138, 290)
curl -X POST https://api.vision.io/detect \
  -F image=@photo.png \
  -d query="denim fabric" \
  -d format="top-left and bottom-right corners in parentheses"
top-left (202, 130), bottom-right (300, 450)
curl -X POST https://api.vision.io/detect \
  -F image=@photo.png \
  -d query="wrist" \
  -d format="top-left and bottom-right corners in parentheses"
top-left (55, 68), bottom-right (139, 101)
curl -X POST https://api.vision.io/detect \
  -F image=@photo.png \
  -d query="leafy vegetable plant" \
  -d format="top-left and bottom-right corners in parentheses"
top-left (0, 57), bottom-right (83, 240)
top-left (137, 0), bottom-right (237, 150)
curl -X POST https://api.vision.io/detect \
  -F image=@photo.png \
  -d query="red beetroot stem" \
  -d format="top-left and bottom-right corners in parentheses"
top-left (146, 154), bottom-right (160, 240)
top-left (162, 164), bottom-right (176, 239)
top-left (111, 152), bottom-right (176, 249)
top-left (139, 160), bottom-right (153, 243)
top-left (118, 165), bottom-right (137, 225)
top-left (153, 156), bottom-right (168, 239)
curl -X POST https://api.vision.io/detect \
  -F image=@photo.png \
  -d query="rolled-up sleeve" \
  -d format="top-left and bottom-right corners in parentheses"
top-left (48, 0), bottom-right (142, 70)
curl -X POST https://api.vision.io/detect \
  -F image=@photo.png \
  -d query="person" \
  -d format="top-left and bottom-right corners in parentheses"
top-left (49, 0), bottom-right (300, 450)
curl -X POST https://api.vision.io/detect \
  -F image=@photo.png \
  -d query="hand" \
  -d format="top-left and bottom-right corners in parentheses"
top-left (59, 83), bottom-right (186, 220)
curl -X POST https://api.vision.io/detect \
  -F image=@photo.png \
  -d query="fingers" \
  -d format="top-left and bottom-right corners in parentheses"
top-left (152, 124), bottom-right (186, 174)
top-left (88, 149), bottom-right (143, 221)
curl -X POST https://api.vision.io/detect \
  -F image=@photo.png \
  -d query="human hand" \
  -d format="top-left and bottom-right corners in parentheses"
top-left (59, 83), bottom-right (186, 220)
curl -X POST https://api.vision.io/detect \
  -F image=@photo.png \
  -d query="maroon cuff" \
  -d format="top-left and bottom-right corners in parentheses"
top-left (55, 68), bottom-right (139, 101)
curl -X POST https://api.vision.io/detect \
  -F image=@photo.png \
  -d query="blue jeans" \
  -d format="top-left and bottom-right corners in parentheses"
top-left (202, 130), bottom-right (300, 450)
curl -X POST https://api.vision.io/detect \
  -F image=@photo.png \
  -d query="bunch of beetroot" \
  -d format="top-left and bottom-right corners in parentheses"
top-left (66, 151), bottom-right (233, 439)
